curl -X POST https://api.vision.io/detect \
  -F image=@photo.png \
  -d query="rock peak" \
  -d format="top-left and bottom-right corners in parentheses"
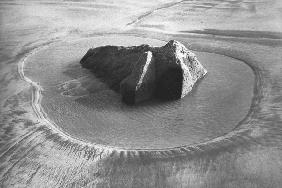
top-left (165, 40), bottom-right (186, 50)
top-left (166, 39), bottom-right (181, 46)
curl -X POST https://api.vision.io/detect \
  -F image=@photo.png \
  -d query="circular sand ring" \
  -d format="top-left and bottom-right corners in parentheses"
top-left (23, 35), bottom-right (254, 150)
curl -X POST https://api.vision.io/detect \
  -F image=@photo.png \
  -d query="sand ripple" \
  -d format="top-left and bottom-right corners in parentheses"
top-left (23, 36), bottom-right (254, 149)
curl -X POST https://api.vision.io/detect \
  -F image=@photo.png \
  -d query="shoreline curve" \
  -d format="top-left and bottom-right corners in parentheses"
top-left (18, 35), bottom-right (262, 159)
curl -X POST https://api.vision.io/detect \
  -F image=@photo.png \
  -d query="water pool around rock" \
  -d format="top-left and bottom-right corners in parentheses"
top-left (80, 40), bottom-right (207, 104)
top-left (24, 36), bottom-right (254, 149)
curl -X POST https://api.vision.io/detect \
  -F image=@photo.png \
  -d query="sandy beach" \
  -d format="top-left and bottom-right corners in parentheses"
top-left (1, 0), bottom-right (282, 187)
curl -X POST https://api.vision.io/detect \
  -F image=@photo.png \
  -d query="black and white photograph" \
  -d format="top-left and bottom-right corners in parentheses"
top-left (0, 0), bottom-right (282, 187)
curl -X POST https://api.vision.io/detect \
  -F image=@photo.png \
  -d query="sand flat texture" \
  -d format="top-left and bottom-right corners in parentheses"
top-left (24, 36), bottom-right (254, 149)
top-left (1, 0), bottom-right (282, 187)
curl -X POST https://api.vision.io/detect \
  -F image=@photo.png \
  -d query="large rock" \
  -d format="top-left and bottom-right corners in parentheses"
top-left (80, 40), bottom-right (207, 104)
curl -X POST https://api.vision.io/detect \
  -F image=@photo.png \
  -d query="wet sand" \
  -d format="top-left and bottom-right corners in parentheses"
top-left (1, 0), bottom-right (282, 187)
top-left (23, 36), bottom-right (254, 149)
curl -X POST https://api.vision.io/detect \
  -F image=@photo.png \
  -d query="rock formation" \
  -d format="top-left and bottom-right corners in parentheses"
top-left (80, 40), bottom-right (207, 104)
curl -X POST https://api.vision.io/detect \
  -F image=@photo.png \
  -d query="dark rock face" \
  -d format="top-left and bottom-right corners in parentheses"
top-left (80, 40), bottom-right (207, 104)
top-left (155, 67), bottom-right (183, 100)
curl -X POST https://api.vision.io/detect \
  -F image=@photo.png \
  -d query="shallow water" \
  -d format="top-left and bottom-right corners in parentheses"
top-left (24, 36), bottom-right (254, 149)
top-left (1, 0), bottom-right (282, 187)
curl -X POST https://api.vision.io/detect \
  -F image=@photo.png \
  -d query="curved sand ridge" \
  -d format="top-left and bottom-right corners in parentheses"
top-left (22, 35), bottom-right (255, 151)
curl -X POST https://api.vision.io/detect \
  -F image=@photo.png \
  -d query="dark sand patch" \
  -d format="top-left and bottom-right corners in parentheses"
top-left (180, 29), bottom-right (282, 39)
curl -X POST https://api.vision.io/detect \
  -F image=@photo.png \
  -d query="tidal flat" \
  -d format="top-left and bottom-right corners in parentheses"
top-left (1, 0), bottom-right (282, 187)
